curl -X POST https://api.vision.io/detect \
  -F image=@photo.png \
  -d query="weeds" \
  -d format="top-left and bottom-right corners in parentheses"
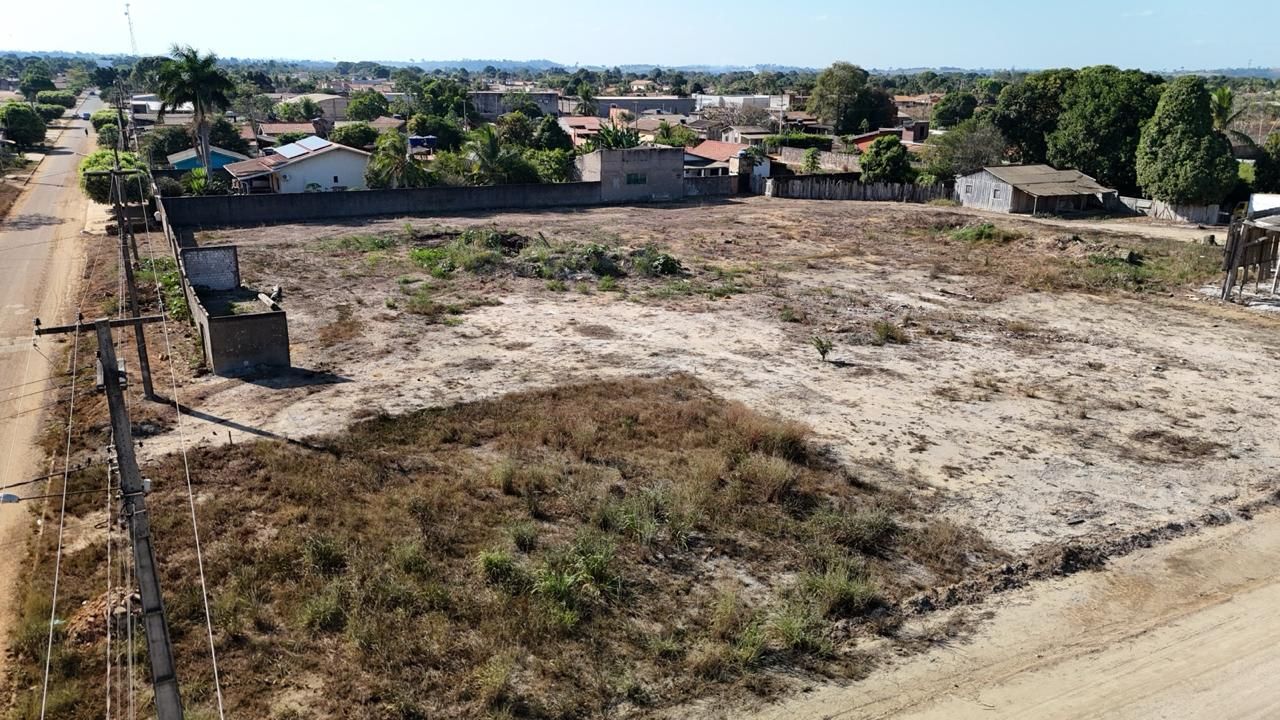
top-left (811, 335), bottom-right (833, 361)
top-left (871, 321), bottom-right (909, 346)
top-left (950, 223), bottom-right (1019, 244)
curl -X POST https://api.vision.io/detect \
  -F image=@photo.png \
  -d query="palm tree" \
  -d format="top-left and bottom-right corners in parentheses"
top-left (155, 45), bottom-right (234, 173)
top-left (365, 132), bottom-right (431, 189)
top-left (587, 123), bottom-right (641, 151)
top-left (465, 124), bottom-right (505, 184)
top-left (575, 85), bottom-right (598, 116)
top-left (1210, 86), bottom-right (1243, 133)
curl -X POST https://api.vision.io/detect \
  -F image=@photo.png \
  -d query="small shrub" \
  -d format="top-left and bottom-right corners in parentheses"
top-left (477, 549), bottom-right (527, 593)
top-left (546, 278), bottom-right (567, 292)
top-left (509, 521), bottom-right (538, 553)
top-left (871, 321), bottom-right (909, 346)
top-left (634, 246), bottom-right (683, 277)
top-left (768, 603), bottom-right (832, 657)
top-left (598, 275), bottom-right (620, 292)
top-left (799, 559), bottom-right (881, 618)
top-left (811, 335), bottom-right (833, 361)
top-left (736, 452), bottom-right (797, 503)
top-left (303, 535), bottom-right (348, 575)
top-left (779, 305), bottom-right (806, 323)
top-left (301, 584), bottom-right (347, 631)
top-left (810, 509), bottom-right (899, 554)
top-left (950, 222), bottom-right (1019, 244)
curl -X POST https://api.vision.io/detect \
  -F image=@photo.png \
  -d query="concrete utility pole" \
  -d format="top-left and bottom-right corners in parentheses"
top-left (33, 317), bottom-right (183, 719)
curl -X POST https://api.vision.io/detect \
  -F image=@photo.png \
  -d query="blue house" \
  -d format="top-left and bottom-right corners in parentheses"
top-left (166, 146), bottom-right (251, 171)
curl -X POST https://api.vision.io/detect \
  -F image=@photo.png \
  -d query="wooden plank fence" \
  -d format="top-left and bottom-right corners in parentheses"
top-left (766, 175), bottom-right (954, 203)
top-left (1221, 219), bottom-right (1280, 300)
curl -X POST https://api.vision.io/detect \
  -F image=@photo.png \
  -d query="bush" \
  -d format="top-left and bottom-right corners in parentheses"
top-left (90, 108), bottom-right (118, 131)
top-left (300, 584), bottom-right (347, 632)
top-left (871, 320), bottom-right (909, 346)
top-left (329, 121), bottom-right (379, 150)
top-left (34, 103), bottom-right (67, 122)
top-left (78, 150), bottom-right (150, 204)
top-left (154, 176), bottom-right (185, 197)
top-left (764, 133), bottom-right (833, 151)
top-left (96, 122), bottom-right (120, 150)
top-left (810, 509), bottom-right (898, 554)
top-left (36, 90), bottom-right (76, 108)
top-left (0, 103), bottom-right (46, 147)
top-left (799, 558), bottom-right (881, 618)
top-left (303, 534), bottom-right (348, 575)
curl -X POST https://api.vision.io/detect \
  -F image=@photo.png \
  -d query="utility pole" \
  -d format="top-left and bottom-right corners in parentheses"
top-left (33, 317), bottom-right (183, 719)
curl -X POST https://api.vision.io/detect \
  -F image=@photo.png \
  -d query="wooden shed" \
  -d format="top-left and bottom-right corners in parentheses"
top-left (957, 165), bottom-right (1115, 214)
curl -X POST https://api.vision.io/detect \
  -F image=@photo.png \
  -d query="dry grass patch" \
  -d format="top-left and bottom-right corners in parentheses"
top-left (7, 376), bottom-right (1003, 719)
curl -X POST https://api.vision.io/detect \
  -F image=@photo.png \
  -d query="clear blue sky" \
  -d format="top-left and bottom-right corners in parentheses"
top-left (3, 0), bottom-right (1275, 71)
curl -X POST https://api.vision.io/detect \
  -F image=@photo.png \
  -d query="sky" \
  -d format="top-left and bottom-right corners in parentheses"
top-left (2, 0), bottom-right (1276, 71)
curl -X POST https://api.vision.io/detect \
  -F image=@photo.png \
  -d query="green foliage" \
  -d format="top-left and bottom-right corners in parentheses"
top-left (273, 131), bottom-right (309, 146)
top-left (407, 113), bottom-right (465, 151)
top-left (207, 115), bottom-right (251, 156)
top-left (922, 117), bottom-right (1007, 177)
top-left (35, 90), bottom-right (76, 108)
top-left (273, 97), bottom-right (322, 121)
top-left (502, 90), bottom-right (545, 118)
top-left (797, 557), bottom-right (881, 618)
top-left (0, 103), bottom-right (46, 147)
top-left (365, 131), bottom-right (433, 189)
top-left (181, 167), bottom-right (229, 196)
top-left (811, 335), bottom-right (833, 361)
top-left (1136, 76), bottom-right (1238, 205)
top-left (90, 108), bottom-right (120, 131)
top-left (652, 120), bottom-right (699, 147)
top-left (808, 62), bottom-right (896, 134)
top-left (871, 320), bottom-right (910, 346)
top-left (496, 111), bottom-right (536, 147)
top-left (633, 245), bottom-right (683, 277)
top-left (859, 135), bottom-right (914, 184)
top-left (346, 88), bottom-right (390, 121)
top-left (1046, 66), bottom-right (1164, 195)
top-left (532, 114), bottom-right (573, 151)
top-left (139, 125), bottom-right (192, 165)
top-left (764, 132), bottom-right (832, 151)
top-left (154, 176), bottom-right (185, 198)
top-left (802, 147), bottom-right (821, 173)
top-left (809, 509), bottom-right (898, 554)
top-left (95, 123), bottom-right (120, 150)
top-left (461, 125), bottom-right (541, 185)
top-left (33, 103), bottom-right (66, 122)
top-left (524, 148), bottom-right (575, 183)
top-left (1255, 133), bottom-right (1280, 193)
top-left (19, 64), bottom-right (55, 100)
top-left (586, 123), bottom-right (641, 150)
top-left (989, 68), bottom-right (1077, 164)
top-left (931, 91), bottom-right (978, 128)
top-left (78, 150), bottom-right (150, 204)
top-left (329, 121), bottom-right (379, 150)
top-left (950, 222), bottom-right (1019, 243)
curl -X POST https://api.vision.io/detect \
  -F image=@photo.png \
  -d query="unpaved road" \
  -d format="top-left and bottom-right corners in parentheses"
top-left (0, 96), bottom-right (99, 671)
top-left (740, 509), bottom-right (1280, 720)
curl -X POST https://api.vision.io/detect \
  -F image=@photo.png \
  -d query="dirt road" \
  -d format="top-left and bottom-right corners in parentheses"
top-left (0, 96), bottom-right (100, 670)
top-left (738, 509), bottom-right (1280, 719)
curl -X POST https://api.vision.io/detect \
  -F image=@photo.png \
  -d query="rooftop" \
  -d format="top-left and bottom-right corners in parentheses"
top-left (223, 136), bottom-right (368, 179)
top-left (686, 140), bottom-right (750, 163)
top-left (981, 165), bottom-right (1114, 197)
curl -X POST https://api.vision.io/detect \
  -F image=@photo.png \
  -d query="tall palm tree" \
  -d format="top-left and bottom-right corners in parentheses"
top-left (366, 132), bottom-right (431, 189)
top-left (1209, 86), bottom-right (1260, 157)
top-left (155, 45), bottom-right (234, 173)
top-left (575, 85), bottom-right (598, 116)
top-left (465, 125), bottom-right (505, 184)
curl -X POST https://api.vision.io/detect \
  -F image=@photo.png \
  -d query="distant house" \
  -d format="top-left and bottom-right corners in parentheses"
top-left (849, 125), bottom-right (929, 153)
top-left (684, 140), bottom-right (770, 178)
top-left (278, 93), bottom-right (350, 120)
top-left (562, 95), bottom-right (696, 118)
top-left (575, 145), bottom-right (685, 203)
top-left (558, 116), bottom-right (603, 148)
top-left (468, 90), bottom-right (560, 120)
top-left (722, 126), bottom-right (771, 147)
top-left (956, 165), bottom-right (1116, 214)
top-left (166, 146), bottom-right (251, 171)
top-left (223, 136), bottom-right (370, 194)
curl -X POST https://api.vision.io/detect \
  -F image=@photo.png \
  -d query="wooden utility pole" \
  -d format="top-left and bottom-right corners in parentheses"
top-left (32, 318), bottom-right (184, 719)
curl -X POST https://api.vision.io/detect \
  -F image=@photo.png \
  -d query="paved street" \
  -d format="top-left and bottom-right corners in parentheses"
top-left (0, 95), bottom-right (102, 670)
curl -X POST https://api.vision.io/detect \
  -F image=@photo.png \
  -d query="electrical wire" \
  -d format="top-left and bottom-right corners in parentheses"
top-left (136, 167), bottom-right (227, 718)
top-left (36, 321), bottom-right (82, 720)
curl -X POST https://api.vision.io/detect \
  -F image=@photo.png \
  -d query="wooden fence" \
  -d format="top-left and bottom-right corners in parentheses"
top-left (1119, 196), bottom-right (1222, 225)
top-left (766, 175), bottom-right (954, 203)
top-left (1222, 218), bottom-right (1280, 300)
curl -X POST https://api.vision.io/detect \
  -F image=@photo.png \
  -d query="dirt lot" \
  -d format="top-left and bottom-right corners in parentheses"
top-left (170, 198), bottom-right (1280, 555)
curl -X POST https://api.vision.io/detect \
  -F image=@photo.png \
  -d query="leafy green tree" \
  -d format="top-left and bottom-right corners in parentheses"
top-left (973, 78), bottom-right (1008, 105)
top-left (181, 167), bottom-right (229, 195)
top-left (366, 131), bottom-right (433, 189)
top-left (139, 125), bottom-right (192, 165)
top-left (90, 108), bottom-right (119, 131)
top-left (923, 117), bottom-right (1007, 177)
top-left (586, 123), bottom-right (640, 150)
top-left (496, 111), bottom-right (536, 147)
top-left (1252, 134), bottom-right (1280, 192)
top-left (1136, 76), bottom-right (1238, 205)
top-left (802, 147), bottom-right (821, 173)
top-left (329, 121), bottom-right (379, 149)
top-left (652, 120), bottom-right (698, 147)
top-left (274, 131), bottom-right (309, 146)
top-left (931, 91), bottom-right (978, 128)
top-left (346, 89), bottom-right (389, 121)
top-left (207, 115), bottom-right (251, 155)
top-left (407, 113), bottom-right (465, 151)
top-left (0, 102), bottom-right (46, 147)
top-left (155, 45), bottom-right (235, 174)
top-left (1209, 86), bottom-right (1242, 133)
top-left (989, 69), bottom-right (1076, 164)
top-left (96, 122), bottom-right (121, 150)
top-left (524, 148), bottom-right (575, 182)
top-left (464, 125), bottom-right (540, 185)
top-left (19, 64), bottom-right (55, 100)
top-left (36, 90), bottom-right (76, 108)
top-left (78, 150), bottom-right (150, 203)
top-left (34, 104), bottom-right (66, 122)
top-left (807, 62), bottom-right (895, 134)
top-left (859, 135), bottom-right (914, 183)
top-left (532, 115), bottom-right (573, 151)
top-left (273, 97), bottom-right (322, 122)
top-left (574, 84), bottom-right (598, 116)
top-left (1046, 66), bottom-right (1163, 194)
top-left (502, 91), bottom-right (544, 118)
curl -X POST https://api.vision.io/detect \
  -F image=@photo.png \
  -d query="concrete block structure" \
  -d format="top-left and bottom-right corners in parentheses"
top-left (575, 146), bottom-right (686, 203)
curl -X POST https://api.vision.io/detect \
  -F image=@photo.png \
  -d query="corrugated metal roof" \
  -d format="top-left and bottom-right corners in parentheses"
top-left (981, 165), bottom-right (1112, 197)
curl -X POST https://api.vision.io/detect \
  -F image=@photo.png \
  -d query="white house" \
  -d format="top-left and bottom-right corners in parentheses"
top-left (223, 136), bottom-right (371, 194)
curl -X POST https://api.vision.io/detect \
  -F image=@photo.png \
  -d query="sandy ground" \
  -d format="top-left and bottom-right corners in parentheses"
top-left (0, 96), bottom-right (98, 673)
top-left (733, 506), bottom-right (1280, 719)
top-left (160, 201), bottom-right (1280, 557)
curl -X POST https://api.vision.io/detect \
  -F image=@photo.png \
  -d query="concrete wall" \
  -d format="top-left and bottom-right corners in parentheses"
top-left (277, 149), bottom-right (370, 193)
top-left (206, 311), bottom-right (291, 375)
top-left (569, 96), bottom-right (697, 118)
top-left (778, 147), bottom-right (861, 173)
top-left (576, 147), bottom-right (685, 203)
top-left (181, 246), bottom-right (239, 290)
top-left (684, 175), bottom-right (736, 197)
top-left (161, 182), bottom-right (605, 228)
top-left (469, 91), bottom-right (560, 120)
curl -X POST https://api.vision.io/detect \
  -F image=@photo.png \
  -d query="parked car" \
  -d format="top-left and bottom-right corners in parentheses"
top-left (80, 112), bottom-right (92, 120)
